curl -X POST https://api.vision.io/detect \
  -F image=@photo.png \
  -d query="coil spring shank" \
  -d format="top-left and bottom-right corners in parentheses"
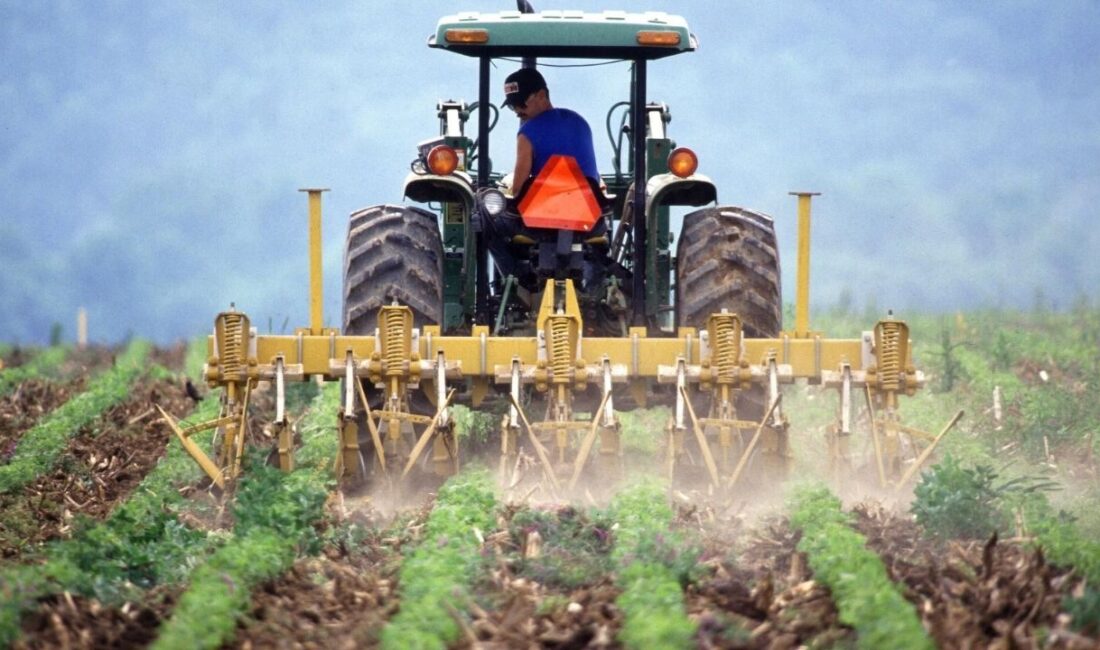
top-left (707, 313), bottom-right (742, 383)
top-left (875, 320), bottom-right (906, 392)
top-left (379, 306), bottom-right (413, 377)
top-left (215, 312), bottom-right (249, 382)
top-left (547, 315), bottom-right (573, 383)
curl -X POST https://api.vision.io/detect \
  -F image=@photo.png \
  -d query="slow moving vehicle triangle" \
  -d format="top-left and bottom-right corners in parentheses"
top-left (518, 154), bottom-right (602, 231)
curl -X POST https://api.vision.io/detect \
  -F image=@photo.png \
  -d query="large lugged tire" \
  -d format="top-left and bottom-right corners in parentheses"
top-left (342, 204), bottom-right (445, 488)
top-left (675, 206), bottom-right (785, 487)
top-left (676, 206), bottom-right (782, 337)
top-left (343, 204), bottom-right (443, 334)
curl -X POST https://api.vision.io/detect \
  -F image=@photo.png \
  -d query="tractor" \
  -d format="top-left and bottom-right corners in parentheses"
top-left (162, 5), bottom-right (958, 499)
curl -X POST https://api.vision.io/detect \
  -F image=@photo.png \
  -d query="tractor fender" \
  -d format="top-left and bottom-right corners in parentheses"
top-left (403, 171), bottom-right (477, 209)
top-left (644, 173), bottom-right (717, 216)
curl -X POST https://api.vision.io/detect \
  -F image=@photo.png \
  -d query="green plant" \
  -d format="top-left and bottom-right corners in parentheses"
top-left (294, 383), bottom-right (340, 470)
top-left (0, 340), bottom-right (150, 493)
top-left (509, 505), bottom-right (613, 588)
top-left (608, 480), bottom-right (697, 650)
top-left (0, 384), bottom-right (223, 646)
top-left (381, 470), bottom-right (498, 650)
top-left (451, 404), bottom-right (497, 447)
top-left (790, 485), bottom-right (932, 650)
top-left (0, 346), bottom-right (67, 397)
top-left (926, 321), bottom-right (968, 392)
top-left (617, 407), bottom-right (669, 455)
top-left (1064, 586), bottom-right (1100, 636)
top-left (152, 386), bottom-right (336, 650)
top-left (911, 455), bottom-right (1058, 540)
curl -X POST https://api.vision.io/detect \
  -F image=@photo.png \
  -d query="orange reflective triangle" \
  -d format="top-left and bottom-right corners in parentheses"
top-left (517, 154), bottom-right (602, 232)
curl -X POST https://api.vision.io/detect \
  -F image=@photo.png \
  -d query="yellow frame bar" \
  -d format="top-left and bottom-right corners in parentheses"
top-left (207, 330), bottom-right (879, 383)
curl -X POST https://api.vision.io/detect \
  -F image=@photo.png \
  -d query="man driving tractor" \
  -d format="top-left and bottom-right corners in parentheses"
top-left (502, 67), bottom-right (601, 200)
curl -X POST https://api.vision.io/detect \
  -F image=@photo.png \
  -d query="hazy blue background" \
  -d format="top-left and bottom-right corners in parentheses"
top-left (2, 1), bottom-right (1098, 344)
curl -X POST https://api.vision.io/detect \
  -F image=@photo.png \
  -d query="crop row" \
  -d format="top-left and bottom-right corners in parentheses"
top-left (153, 384), bottom-right (338, 649)
top-left (152, 384), bottom-right (336, 646)
top-left (0, 340), bottom-right (150, 494)
top-left (0, 356), bottom-right (344, 648)
top-left (789, 485), bottom-right (933, 650)
top-left (0, 340), bottom-right (208, 644)
top-left (0, 347), bottom-right (67, 397)
top-left (381, 470), bottom-right (498, 649)
top-left (608, 481), bottom-right (696, 649)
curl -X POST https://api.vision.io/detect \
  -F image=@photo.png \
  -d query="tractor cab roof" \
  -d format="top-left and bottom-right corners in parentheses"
top-left (429, 10), bottom-right (696, 60)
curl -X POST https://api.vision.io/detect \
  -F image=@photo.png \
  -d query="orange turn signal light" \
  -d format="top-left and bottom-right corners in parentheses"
top-left (667, 147), bottom-right (698, 178)
top-left (445, 29), bottom-right (489, 44)
top-left (636, 30), bottom-right (681, 46)
top-left (427, 145), bottom-right (459, 175)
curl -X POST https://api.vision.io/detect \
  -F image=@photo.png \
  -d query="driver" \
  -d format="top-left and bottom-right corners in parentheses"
top-left (502, 67), bottom-right (600, 200)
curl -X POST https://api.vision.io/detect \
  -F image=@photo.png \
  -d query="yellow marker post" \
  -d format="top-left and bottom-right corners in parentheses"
top-left (789, 191), bottom-right (820, 338)
top-left (299, 188), bottom-right (330, 335)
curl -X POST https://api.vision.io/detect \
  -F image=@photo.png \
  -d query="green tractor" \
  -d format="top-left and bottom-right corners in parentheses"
top-left (339, 5), bottom-right (786, 490)
top-left (343, 7), bottom-right (781, 344)
top-left (169, 5), bottom-right (936, 496)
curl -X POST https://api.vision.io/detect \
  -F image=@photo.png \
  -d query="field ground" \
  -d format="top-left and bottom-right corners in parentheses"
top-left (0, 308), bottom-right (1098, 648)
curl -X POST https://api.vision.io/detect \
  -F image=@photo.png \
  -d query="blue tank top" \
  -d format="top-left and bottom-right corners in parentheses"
top-left (518, 108), bottom-right (600, 181)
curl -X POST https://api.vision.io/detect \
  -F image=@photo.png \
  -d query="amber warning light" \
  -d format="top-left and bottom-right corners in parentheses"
top-left (636, 30), bottom-right (681, 46)
top-left (445, 29), bottom-right (489, 44)
top-left (667, 147), bottom-right (698, 178)
top-left (427, 145), bottom-right (460, 175)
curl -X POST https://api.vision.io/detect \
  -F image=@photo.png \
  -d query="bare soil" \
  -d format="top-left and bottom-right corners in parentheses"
top-left (13, 588), bottom-right (178, 650)
top-left (0, 378), bottom-right (195, 558)
top-left (852, 502), bottom-right (1100, 650)
top-left (688, 514), bottom-right (852, 649)
top-left (0, 378), bottom-right (88, 460)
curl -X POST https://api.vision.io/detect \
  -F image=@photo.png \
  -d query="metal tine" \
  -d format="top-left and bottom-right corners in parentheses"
top-left (568, 389), bottom-right (611, 491)
top-left (725, 394), bottom-right (782, 491)
top-left (865, 384), bottom-right (887, 488)
top-left (354, 372), bottom-right (389, 479)
top-left (679, 384), bottom-right (721, 490)
top-left (401, 388), bottom-right (457, 479)
top-left (892, 409), bottom-right (964, 492)
top-left (507, 393), bottom-right (562, 498)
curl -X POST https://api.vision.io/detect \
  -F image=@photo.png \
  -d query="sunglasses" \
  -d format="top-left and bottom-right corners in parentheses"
top-left (508, 90), bottom-right (540, 112)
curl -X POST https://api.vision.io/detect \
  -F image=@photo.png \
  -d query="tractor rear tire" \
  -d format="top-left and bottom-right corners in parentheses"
top-left (675, 206), bottom-right (784, 486)
top-left (342, 204), bottom-right (444, 488)
top-left (676, 206), bottom-right (782, 336)
top-left (343, 204), bottom-right (444, 334)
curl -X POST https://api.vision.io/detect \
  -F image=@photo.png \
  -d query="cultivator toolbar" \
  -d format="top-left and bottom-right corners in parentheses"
top-left (157, 192), bottom-right (960, 497)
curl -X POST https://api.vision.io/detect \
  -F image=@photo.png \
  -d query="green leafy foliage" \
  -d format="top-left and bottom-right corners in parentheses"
top-left (608, 480), bottom-right (697, 650)
top-left (0, 340), bottom-right (150, 494)
top-left (381, 470), bottom-right (497, 650)
top-left (1064, 586), bottom-right (1100, 636)
top-left (790, 485), bottom-right (932, 650)
top-left (292, 382), bottom-right (340, 471)
top-left (1017, 501), bottom-right (1100, 635)
top-left (910, 455), bottom-right (1009, 539)
top-left (617, 407), bottom-right (669, 455)
top-left (0, 565), bottom-right (50, 644)
top-left (0, 380), bottom-right (222, 646)
top-left (153, 529), bottom-right (295, 650)
top-left (911, 455), bottom-right (1058, 540)
top-left (1021, 499), bottom-right (1100, 584)
top-left (152, 385), bottom-right (336, 650)
top-left (0, 346), bottom-right (67, 396)
top-left (451, 404), bottom-right (497, 447)
top-left (508, 505), bottom-right (613, 588)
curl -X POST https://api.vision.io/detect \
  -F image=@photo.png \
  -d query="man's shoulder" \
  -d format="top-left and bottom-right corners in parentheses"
top-left (553, 107), bottom-right (588, 124)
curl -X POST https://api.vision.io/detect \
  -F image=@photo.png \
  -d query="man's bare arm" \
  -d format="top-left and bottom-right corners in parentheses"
top-left (511, 133), bottom-right (533, 195)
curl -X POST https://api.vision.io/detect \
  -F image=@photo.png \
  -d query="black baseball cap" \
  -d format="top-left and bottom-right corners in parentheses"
top-left (501, 68), bottom-right (547, 108)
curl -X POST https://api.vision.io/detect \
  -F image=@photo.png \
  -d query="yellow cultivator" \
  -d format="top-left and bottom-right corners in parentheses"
top-left (161, 191), bottom-right (957, 497)
top-left (161, 8), bottom-right (960, 498)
